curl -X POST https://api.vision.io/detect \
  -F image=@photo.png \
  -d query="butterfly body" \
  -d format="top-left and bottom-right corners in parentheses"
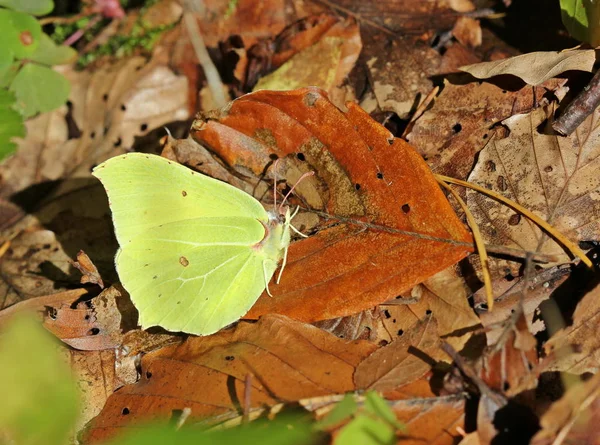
top-left (93, 153), bottom-right (290, 336)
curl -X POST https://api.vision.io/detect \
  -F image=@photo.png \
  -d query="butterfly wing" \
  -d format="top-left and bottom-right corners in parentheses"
top-left (115, 217), bottom-right (277, 335)
top-left (93, 153), bottom-right (281, 335)
top-left (92, 153), bottom-right (269, 243)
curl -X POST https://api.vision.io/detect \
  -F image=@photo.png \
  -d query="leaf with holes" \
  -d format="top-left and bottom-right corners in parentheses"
top-left (466, 105), bottom-right (600, 273)
top-left (82, 315), bottom-right (377, 442)
top-left (190, 87), bottom-right (473, 323)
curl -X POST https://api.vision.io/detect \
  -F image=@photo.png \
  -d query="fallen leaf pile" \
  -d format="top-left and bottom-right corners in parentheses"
top-left (1, 1), bottom-right (600, 444)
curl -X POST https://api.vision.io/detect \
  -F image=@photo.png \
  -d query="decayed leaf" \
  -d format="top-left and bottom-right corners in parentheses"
top-left (392, 395), bottom-right (465, 445)
top-left (83, 315), bottom-right (377, 442)
top-left (531, 371), bottom-right (600, 445)
top-left (461, 49), bottom-right (595, 86)
top-left (196, 0), bottom-right (288, 47)
top-left (190, 88), bottom-right (472, 323)
top-left (69, 349), bottom-right (118, 435)
top-left (477, 312), bottom-right (538, 397)
top-left (544, 282), bottom-right (600, 374)
top-left (466, 105), bottom-right (600, 267)
top-left (407, 78), bottom-right (562, 179)
top-left (71, 250), bottom-right (104, 288)
top-left (43, 286), bottom-right (137, 351)
top-left (254, 17), bottom-right (361, 108)
top-left (378, 266), bottom-right (480, 352)
top-left (365, 37), bottom-right (442, 119)
top-left (0, 56), bottom-right (188, 197)
top-left (354, 316), bottom-right (441, 392)
top-left (475, 266), bottom-right (570, 344)
top-left (0, 228), bottom-right (76, 306)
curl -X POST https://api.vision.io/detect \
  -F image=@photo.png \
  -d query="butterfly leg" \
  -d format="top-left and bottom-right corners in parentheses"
top-left (263, 260), bottom-right (274, 297)
top-left (276, 244), bottom-right (289, 284)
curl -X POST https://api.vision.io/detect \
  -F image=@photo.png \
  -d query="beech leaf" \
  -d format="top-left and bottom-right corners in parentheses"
top-left (460, 50), bottom-right (596, 86)
top-left (466, 105), bottom-right (600, 266)
top-left (83, 315), bottom-right (377, 442)
top-left (190, 88), bottom-right (473, 323)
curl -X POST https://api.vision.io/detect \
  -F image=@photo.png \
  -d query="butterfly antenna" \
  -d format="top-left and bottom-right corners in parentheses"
top-left (272, 158), bottom-right (281, 209)
top-left (278, 171), bottom-right (315, 214)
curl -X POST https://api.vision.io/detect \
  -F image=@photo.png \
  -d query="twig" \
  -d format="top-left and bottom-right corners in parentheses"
top-left (182, 0), bottom-right (227, 108)
top-left (436, 174), bottom-right (593, 268)
top-left (552, 68), bottom-right (600, 136)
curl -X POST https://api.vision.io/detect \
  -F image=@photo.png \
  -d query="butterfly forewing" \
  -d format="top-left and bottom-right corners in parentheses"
top-left (93, 153), bottom-right (269, 243)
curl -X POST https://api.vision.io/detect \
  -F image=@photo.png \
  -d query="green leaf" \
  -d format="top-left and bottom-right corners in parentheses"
top-left (364, 392), bottom-right (406, 432)
top-left (0, 9), bottom-right (42, 59)
top-left (9, 63), bottom-right (70, 118)
top-left (0, 89), bottom-right (25, 160)
top-left (105, 415), bottom-right (321, 445)
top-left (0, 314), bottom-right (79, 445)
top-left (29, 33), bottom-right (77, 66)
top-left (0, 0), bottom-right (54, 16)
top-left (336, 415), bottom-right (396, 445)
top-left (315, 394), bottom-right (358, 430)
top-left (560, 0), bottom-right (600, 45)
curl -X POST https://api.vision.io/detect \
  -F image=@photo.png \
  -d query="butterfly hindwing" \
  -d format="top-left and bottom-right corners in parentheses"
top-left (115, 216), bottom-right (272, 335)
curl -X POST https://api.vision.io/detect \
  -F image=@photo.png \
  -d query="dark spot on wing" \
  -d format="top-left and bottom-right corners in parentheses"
top-left (182, 190), bottom-right (187, 197)
top-left (180, 256), bottom-right (189, 267)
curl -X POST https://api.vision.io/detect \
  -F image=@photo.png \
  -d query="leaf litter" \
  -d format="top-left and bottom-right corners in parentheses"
top-left (1, 1), bottom-right (600, 444)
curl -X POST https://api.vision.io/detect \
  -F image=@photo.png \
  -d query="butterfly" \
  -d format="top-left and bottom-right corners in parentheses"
top-left (93, 153), bottom-right (293, 336)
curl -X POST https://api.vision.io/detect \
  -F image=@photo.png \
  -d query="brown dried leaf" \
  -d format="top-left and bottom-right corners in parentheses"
top-left (354, 316), bottom-right (441, 392)
top-left (83, 315), bottom-right (376, 442)
top-left (380, 267), bottom-right (480, 351)
top-left (467, 105), bottom-right (600, 267)
top-left (391, 395), bottom-right (465, 445)
top-left (544, 283), bottom-right (600, 374)
top-left (407, 78), bottom-right (563, 179)
top-left (461, 50), bottom-right (595, 86)
top-left (254, 18), bottom-right (361, 108)
top-left (452, 17), bottom-right (482, 48)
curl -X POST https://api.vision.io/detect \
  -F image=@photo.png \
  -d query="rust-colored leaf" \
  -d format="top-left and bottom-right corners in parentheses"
top-left (84, 315), bottom-right (377, 442)
top-left (189, 88), bottom-right (472, 323)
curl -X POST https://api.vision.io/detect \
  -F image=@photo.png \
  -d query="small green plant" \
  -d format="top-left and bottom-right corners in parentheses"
top-left (559, 0), bottom-right (600, 45)
top-left (0, 0), bottom-right (76, 160)
top-left (317, 392), bottom-right (407, 445)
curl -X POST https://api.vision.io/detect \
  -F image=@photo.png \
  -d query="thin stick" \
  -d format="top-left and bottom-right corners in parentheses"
top-left (182, 0), bottom-right (227, 108)
top-left (438, 179), bottom-right (494, 310)
top-left (436, 175), bottom-right (593, 268)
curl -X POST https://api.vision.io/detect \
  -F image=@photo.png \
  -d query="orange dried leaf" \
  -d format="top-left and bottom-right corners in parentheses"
top-left (190, 88), bottom-right (473, 323)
